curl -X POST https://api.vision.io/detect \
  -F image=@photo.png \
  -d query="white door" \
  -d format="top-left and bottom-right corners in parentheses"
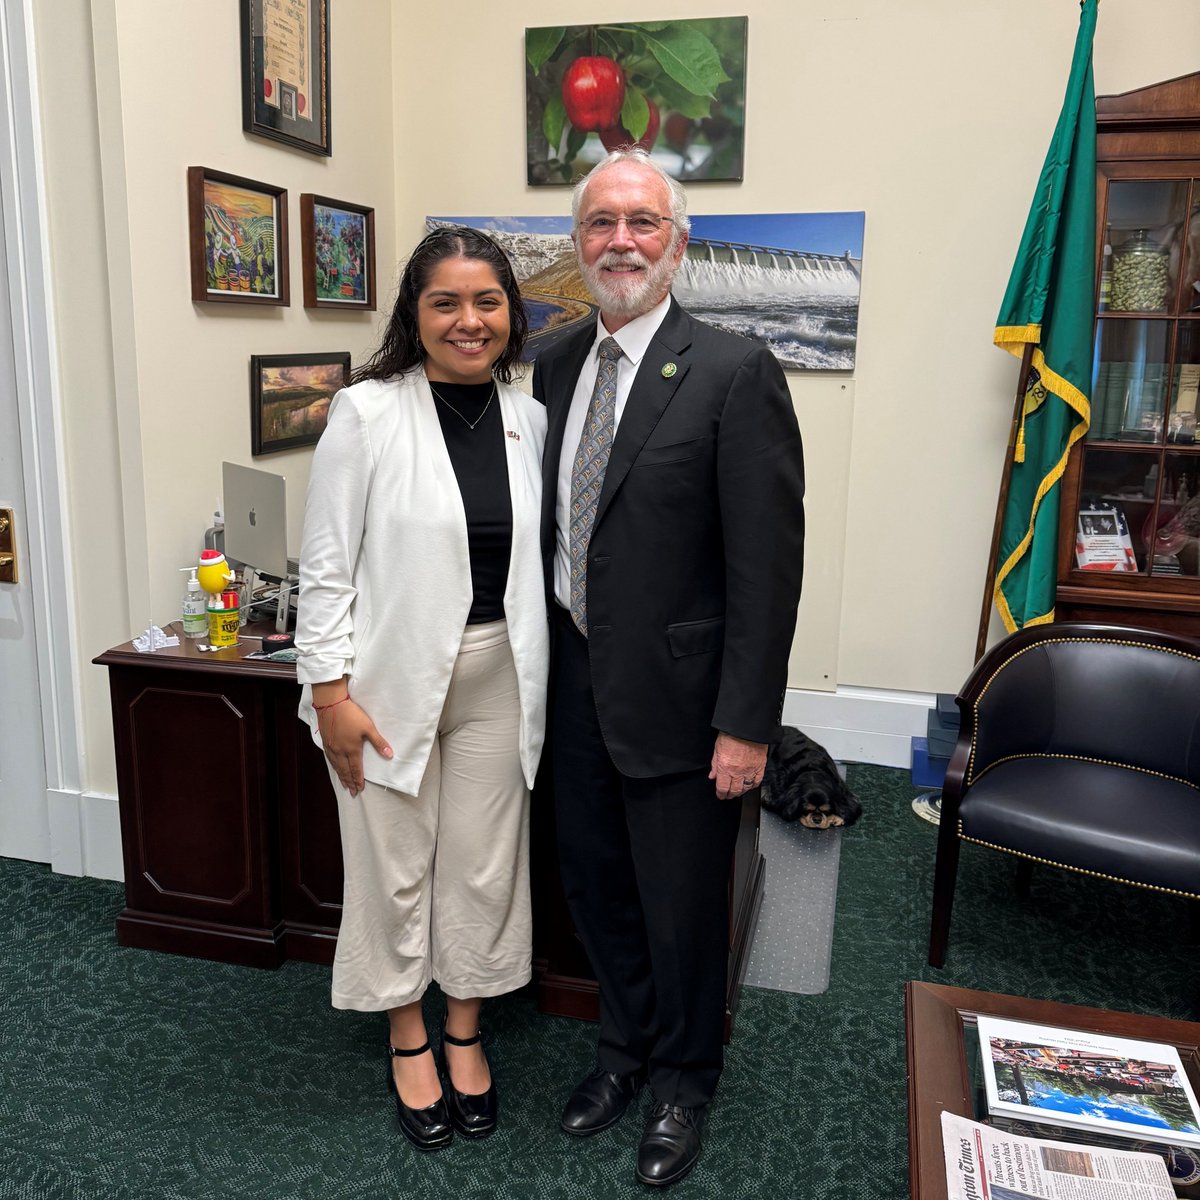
top-left (0, 155), bottom-right (49, 863)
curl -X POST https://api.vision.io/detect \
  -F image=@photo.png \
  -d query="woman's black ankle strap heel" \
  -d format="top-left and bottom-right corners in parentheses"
top-left (387, 1042), bottom-right (454, 1151)
top-left (441, 1029), bottom-right (498, 1139)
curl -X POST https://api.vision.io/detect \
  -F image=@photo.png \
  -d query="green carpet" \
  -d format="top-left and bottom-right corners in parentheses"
top-left (2, 765), bottom-right (1196, 1200)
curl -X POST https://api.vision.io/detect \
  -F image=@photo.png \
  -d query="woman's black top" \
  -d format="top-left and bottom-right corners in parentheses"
top-left (430, 379), bottom-right (512, 624)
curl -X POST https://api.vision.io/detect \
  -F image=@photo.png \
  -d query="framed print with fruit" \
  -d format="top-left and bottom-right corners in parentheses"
top-left (428, 211), bottom-right (866, 371)
top-left (300, 195), bottom-right (376, 310)
top-left (188, 167), bottom-right (289, 306)
top-left (525, 17), bottom-right (748, 186)
top-left (240, 0), bottom-right (331, 156)
top-left (250, 352), bottom-right (349, 455)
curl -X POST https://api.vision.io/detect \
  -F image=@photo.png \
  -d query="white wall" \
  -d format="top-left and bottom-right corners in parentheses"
top-left (392, 0), bottom-right (1200, 696)
top-left (35, 0), bottom-right (397, 800)
top-left (30, 0), bottom-right (1200, 826)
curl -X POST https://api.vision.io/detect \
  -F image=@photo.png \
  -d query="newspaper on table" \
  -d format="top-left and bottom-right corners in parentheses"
top-left (942, 1112), bottom-right (1175, 1200)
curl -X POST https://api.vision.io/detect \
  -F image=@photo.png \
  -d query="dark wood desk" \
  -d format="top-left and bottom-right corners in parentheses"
top-left (94, 628), bottom-right (342, 967)
top-left (96, 632), bottom-right (764, 1037)
top-left (905, 981), bottom-right (1200, 1200)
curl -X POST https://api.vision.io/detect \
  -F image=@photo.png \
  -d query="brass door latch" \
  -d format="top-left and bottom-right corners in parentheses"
top-left (0, 509), bottom-right (16, 584)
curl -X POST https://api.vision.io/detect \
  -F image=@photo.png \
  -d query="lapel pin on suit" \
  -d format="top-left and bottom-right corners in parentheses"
top-left (661, 363), bottom-right (677, 378)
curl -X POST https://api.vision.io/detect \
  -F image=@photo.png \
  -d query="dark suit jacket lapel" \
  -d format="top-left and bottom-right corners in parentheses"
top-left (594, 297), bottom-right (693, 531)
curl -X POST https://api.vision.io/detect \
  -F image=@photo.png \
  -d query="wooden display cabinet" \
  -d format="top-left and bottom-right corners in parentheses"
top-left (1057, 72), bottom-right (1200, 635)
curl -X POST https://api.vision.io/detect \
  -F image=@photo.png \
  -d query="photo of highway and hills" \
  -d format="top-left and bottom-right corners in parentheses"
top-left (427, 212), bottom-right (865, 370)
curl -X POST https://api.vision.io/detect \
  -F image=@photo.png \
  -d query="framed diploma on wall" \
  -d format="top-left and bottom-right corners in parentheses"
top-left (240, 0), bottom-right (330, 156)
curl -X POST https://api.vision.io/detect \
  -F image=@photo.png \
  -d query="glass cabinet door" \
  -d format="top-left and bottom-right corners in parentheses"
top-left (1100, 180), bottom-right (1190, 316)
top-left (1067, 172), bottom-right (1200, 590)
top-left (1148, 452), bottom-right (1200, 577)
top-left (1090, 319), bottom-right (1170, 442)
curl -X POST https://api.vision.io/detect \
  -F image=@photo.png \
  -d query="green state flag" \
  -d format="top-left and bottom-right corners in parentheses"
top-left (993, 0), bottom-right (1097, 632)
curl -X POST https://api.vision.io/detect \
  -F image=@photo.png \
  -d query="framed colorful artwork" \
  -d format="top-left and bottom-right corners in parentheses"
top-left (240, 0), bottom-right (331, 156)
top-left (188, 167), bottom-right (289, 306)
top-left (300, 195), bottom-right (376, 310)
top-left (525, 17), bottom-right (748, 185)
top-left (250, 352), bottom-right (350, 455)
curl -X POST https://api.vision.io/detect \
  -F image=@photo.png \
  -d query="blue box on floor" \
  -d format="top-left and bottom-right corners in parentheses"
top-left (911, 736), bottom-right (948, 789)
top-left (935, 692), bottom-right (961, 728)
top-left (926, 694), bottom-right (962, 759)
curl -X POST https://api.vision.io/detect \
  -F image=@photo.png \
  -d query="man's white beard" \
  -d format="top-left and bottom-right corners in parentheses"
top-left (578, 245), bottom-right (680, 319)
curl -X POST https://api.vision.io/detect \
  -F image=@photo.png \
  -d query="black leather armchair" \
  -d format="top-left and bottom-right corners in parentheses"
top-left (928, 622), bottom-right (1200, 968)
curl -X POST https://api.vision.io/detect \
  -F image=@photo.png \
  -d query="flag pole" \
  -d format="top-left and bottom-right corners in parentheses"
top-left (976, 342), bottom-right (1036, 663)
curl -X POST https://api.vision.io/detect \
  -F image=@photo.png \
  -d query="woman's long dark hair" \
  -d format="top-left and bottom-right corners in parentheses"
top-left (352, 226), bottom-right (529, 385)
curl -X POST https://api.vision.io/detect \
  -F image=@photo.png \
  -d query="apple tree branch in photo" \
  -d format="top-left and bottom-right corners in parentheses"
top-left (525, 17), bottom-right (748, 185)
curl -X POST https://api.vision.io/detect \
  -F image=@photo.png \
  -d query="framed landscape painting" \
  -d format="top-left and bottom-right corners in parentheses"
top-left (250, 352), bottom-right (349, 455)
top-left (300, 195), bottom-right (376, 310)
top-left (188, 167), bottom-right (288, 306)
top-left (428, 212), bottom-right (865, 371)
top-left (525, 17), bottom-right (747, 185)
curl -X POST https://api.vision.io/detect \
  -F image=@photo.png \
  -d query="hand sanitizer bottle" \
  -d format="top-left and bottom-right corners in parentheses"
top-left (180, 567), bottom-right (207, 639)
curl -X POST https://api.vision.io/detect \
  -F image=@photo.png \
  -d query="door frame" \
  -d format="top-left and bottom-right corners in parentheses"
top-left (0, 1), bottom-right (85, 871)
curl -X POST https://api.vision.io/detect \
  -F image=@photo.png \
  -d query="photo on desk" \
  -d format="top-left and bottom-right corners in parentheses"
top-left (249, 352), bottom-right (349, 456)
top-left (976, 1015), bottom-right (1200, 1148)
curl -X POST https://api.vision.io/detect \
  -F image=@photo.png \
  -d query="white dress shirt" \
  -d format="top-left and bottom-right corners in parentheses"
top-left (553, 294), bottom-right (672, 609)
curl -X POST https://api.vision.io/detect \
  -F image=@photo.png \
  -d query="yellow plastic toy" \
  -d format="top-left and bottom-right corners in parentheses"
top-left (196, 549), bottom-right (235, 595)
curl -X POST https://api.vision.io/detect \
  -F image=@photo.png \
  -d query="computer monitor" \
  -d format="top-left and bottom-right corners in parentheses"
top-left (222, 462), bottom-right (292, 580)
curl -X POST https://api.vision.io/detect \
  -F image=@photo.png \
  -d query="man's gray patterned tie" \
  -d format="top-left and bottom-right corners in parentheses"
top-left (568, 336), bottom-right (623, 635)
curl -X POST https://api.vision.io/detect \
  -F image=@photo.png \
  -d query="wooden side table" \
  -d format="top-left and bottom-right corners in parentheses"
top-left (905, 981), bottom-right (1200, 1200)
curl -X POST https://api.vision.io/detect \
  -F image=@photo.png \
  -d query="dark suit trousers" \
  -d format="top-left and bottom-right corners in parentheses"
top-left (551, 605), bottom-right (741, 1109)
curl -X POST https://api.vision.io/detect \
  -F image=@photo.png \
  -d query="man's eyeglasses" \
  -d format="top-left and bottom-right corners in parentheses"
top-left (580, 213), bottom-right (675, 240)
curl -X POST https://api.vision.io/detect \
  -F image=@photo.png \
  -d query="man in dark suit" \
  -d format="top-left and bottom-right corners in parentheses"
top-left (533, 149), bottom-right (805, 1188)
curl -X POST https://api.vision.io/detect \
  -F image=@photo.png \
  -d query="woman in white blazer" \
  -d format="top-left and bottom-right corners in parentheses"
top-left (295, 228), bottom-right (548, 1152)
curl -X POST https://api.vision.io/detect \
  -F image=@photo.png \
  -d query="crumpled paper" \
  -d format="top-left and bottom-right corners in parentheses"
top-left (132, 624), bottom-right (180, 653)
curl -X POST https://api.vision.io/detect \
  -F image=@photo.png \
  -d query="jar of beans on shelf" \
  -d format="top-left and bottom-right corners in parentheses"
top-left (1111, 229), bottom-right (1169, 312)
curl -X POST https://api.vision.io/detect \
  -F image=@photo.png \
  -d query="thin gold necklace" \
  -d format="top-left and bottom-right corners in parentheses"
top-left (428, 379), bottom-right (496, 430)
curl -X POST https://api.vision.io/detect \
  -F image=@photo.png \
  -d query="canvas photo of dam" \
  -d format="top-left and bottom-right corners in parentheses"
top-left (427, 212), bottom-right (865, 371)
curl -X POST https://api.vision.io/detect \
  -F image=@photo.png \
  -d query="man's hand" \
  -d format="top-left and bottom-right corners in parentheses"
top-left (317, 698), bottom-right (392, 795)
top-left (708, 732), bottom-right (767, 800)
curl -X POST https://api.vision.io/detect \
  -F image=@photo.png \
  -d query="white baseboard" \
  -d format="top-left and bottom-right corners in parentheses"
top-left (47, 789), bottom-right (82, 875)
top-left (784, 684), bottom-right (935, 769)
top-left (49, 789), bottom-right (123, 882)
top-left (82, 792), bottom-right (124, 881)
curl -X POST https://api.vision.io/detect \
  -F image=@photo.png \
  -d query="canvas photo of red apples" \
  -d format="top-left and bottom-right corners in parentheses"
top-left (525, 18), bottom-right (747, 186)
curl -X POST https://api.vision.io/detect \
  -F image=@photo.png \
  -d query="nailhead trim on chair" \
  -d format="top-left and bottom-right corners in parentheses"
top-left (955, 830), bottom-right (1200, 901)
top-left (968, 635), bottom-right (1200, 786)
top-left (971, 751), bottom-right (1199, 792)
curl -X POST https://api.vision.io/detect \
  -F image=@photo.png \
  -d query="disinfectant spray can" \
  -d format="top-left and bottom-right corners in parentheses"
top-left (207, 589), bottom-right (240, 648)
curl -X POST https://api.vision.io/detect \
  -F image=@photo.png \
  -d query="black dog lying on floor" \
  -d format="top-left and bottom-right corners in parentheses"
top-left (761, 726), bottom-right (862, 830)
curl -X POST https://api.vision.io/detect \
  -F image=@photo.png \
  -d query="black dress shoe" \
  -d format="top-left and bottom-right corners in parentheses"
top-left (560, 1067), bottom-right (645, 1136)
top-left (387, 1042), bottom-right (453, 1152)
top-left (441, 1029), bottom-right (498, 1139)
top-left (635, 1101), bottom-right (705, 1187)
